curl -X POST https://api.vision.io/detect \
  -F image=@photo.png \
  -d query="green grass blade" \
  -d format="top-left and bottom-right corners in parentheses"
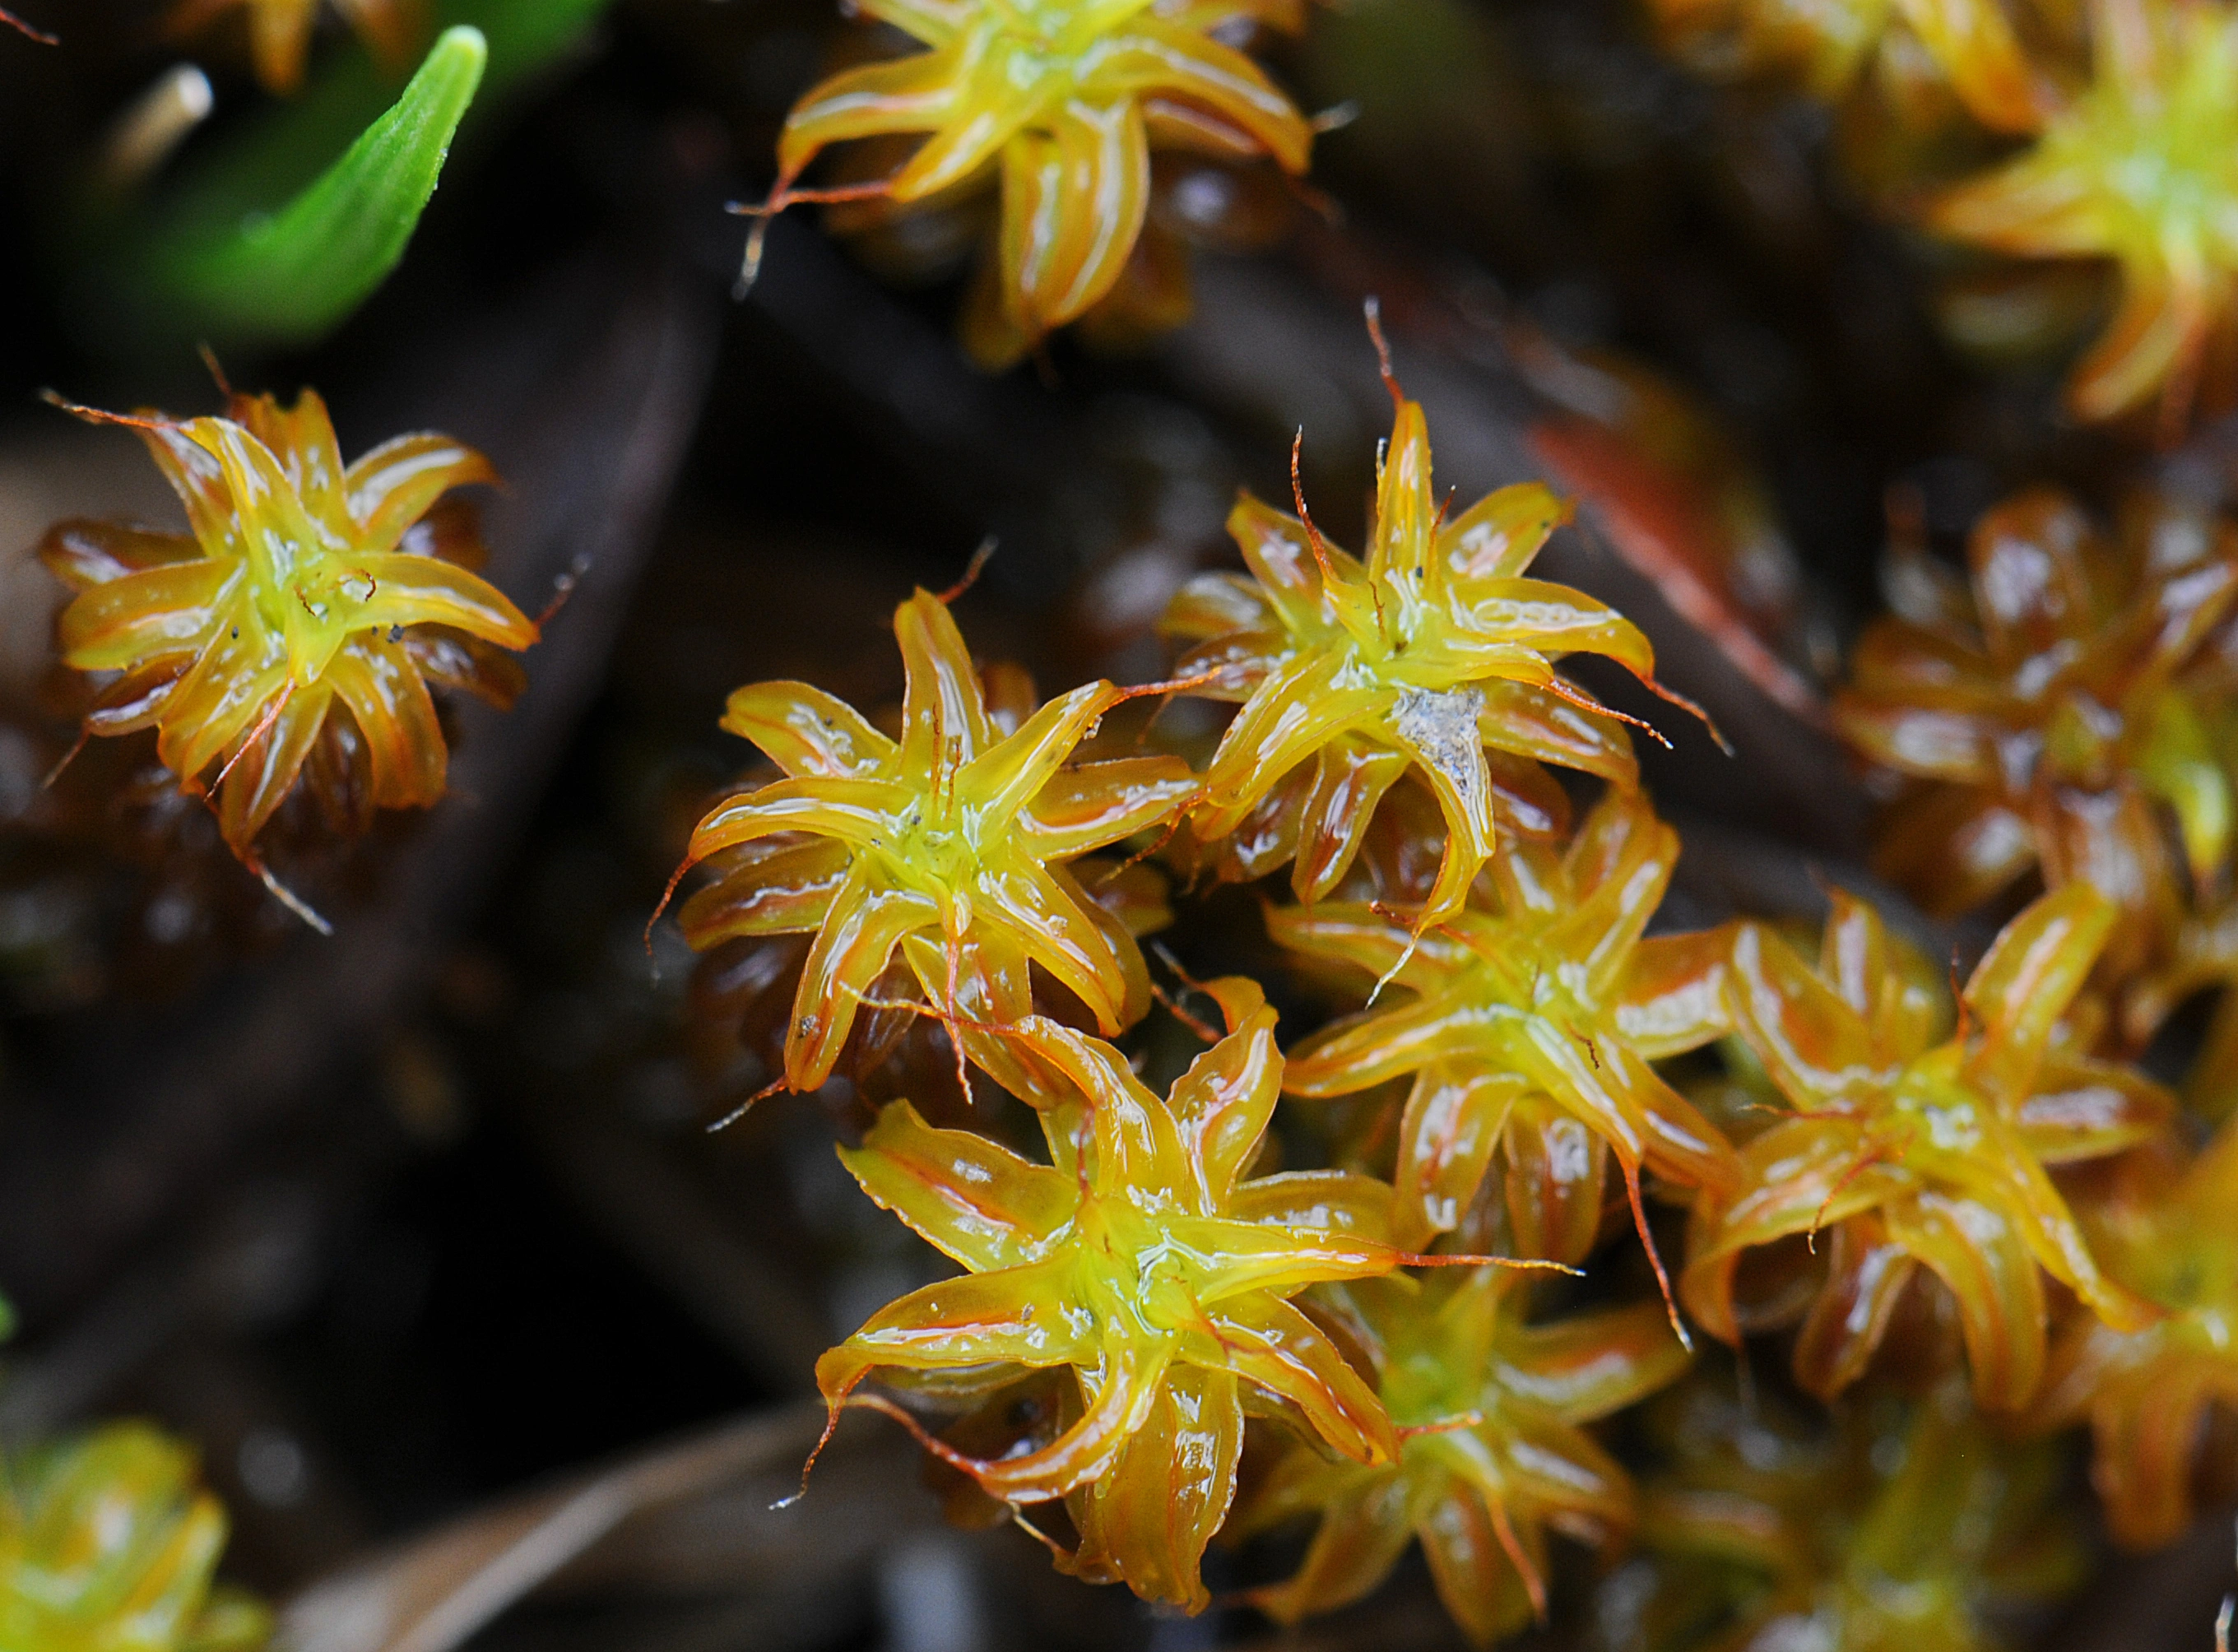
top-left (161, 0), bottom-right (613, 227)
top-left (146, 25), bottom-right (486, 346)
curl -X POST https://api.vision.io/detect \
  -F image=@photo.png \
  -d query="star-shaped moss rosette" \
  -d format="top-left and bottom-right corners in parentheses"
top-left (165, 0), bottom-right (429, 92)
top-left (41, 390), bottom-right (536, 875)
top-left (1834, 485), bottom-right (2238, 972)
top-left (1643, 0), bottom-right (2050, 133)
top-left (1927, 0), bottom-right (2238, 429)
top-left (1163, 327), bottom-right (1708, 929)
top-left (668, 587), bottom-right (1196, 1097)
top-left (0, 1421), bottom-right (272, 1651)
top-left (810, 977), bottom-right (1474, 1613)
top-left (1271, 787), bottom-right (1744, 1268)
top-left (1234, 1268), bottom-right (1690, 1646)
top-left (2027, 1120), bottom-right (2238, 1548)
top-left (750, 0), bottom-right (1312, 369)
top-left (1617, 1378), bottom-right (2086, 1652)
top-left (1684, 882), bottom-right (2171, 1410)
